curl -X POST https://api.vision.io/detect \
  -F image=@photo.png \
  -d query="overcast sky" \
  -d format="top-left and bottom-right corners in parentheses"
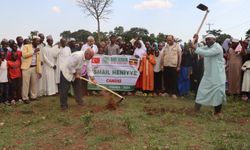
top-left (0, 0), bottom-right (249, 42)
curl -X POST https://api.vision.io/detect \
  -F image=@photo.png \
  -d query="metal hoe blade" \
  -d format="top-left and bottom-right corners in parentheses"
top-left (197, 3), bottom-right (208, 11)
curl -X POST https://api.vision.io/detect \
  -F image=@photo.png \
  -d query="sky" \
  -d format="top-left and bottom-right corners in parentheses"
top-left (0, 0), bottom-right (250, 42)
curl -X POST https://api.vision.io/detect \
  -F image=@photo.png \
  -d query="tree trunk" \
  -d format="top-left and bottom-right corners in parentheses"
top-left (97, 18), bottom-right (101, 43)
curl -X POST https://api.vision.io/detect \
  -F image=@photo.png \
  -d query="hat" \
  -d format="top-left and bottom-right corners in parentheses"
top-left (33, 36), bottom-right (40, 40)
top-left (69, 38), bottom-right (76, 42)
top-left (232, 38), bottom-right (240, 43)
top-left (46, 35), bottom-right (53, 40)
top-left (205, 34), bottom-right (216, 39)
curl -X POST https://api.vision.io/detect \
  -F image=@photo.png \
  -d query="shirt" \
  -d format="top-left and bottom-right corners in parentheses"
top-left (61, 51), bottom-right (94, 82)
top-left (106, 43), bottom-right (120, 55)
top-left (7, 60), bottom-right (21, 79)
top-left (154, 51), bottom-right (163, 72)
top-left (81, 43), bottom-right (98, 54)
top-left (0, 60), bottom-right (8, 83)
top-left (7, 51), bottom-right (22, 62)
top-left (31, 47), bottom-right (37, 66)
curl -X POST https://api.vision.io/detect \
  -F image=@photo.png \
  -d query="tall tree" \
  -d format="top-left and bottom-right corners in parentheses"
top-left (77, 0), bottom-right (113, 42)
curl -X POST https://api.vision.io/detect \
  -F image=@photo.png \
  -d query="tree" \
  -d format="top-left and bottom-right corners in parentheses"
top-left (71, 29), bottom-right (92, 42)
top-left (246, 29), bottom-right (250, 37)
top-left (206, 29), bottom-right (222, 37)
top-left (123, 27), bottom-right (149, 42)
top-left (207, 29), bottom-right (232, 45)
top-left (77, 0), bottom-right (113, 42)
top-left (113, 26), bottom-right (124, 36)
top-left (156, 33), bottom-right (166, 43)
top-left (60, 30), bottom-right (72, 40)
top-left (93, 31), bottom-right (109, 42)
top-left (216, 33), bottom-right (231, 45)
top-left (30, 30), bottom-right (39, 39)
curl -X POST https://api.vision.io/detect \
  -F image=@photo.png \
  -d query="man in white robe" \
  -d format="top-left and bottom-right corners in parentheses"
top-left (55, 38), bottom-right (72, 85)
top-left (37, 33), bottom-right (46, 96)
top-left (191, 34), bottom-right (226, 117)
top-left (42, 35), bottom-right (58, 96)
top-left (81, 36), bottom-right (98, 54)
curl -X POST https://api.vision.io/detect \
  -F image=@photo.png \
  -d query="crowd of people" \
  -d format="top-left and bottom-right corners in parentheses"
top-left (0, 33), bottom-right (250, 110)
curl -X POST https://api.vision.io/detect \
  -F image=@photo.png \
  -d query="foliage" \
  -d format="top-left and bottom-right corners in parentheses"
top-left (60, 26), bottom-right (166, 44)
top-left (80, 112), bottom-right (94, 134)
top-left (207, 29), bottom-right (231, 45)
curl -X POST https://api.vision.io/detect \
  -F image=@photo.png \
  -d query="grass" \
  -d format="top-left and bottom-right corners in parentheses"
top-left (0, 95), bottom-right (249, 150)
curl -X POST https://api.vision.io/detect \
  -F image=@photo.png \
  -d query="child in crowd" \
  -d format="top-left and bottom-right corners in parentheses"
top-left (7, 51), bottom-right (22, 104)
top-left (241, 56), bottom-right (250, 102)
top-left (139, 47), bottom-right (156, 96)
top-left (0, 52), bottom-right (9, 104)
top-left (153, 49), bottom-right (163, 95)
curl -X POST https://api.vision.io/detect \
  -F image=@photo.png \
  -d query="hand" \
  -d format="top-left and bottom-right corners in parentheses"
top-left (193, 34), bottom-right (199, 44)
top-left (75, 73), bottom-right (81, 79)
top-left (189, 41), bottom-right (196, 51)
top-left (161, 66), bottom-right (164, 70)
top-left (53, 65), bottom-right (57, 70)
top-left (34, 48), bottom-right (40, 53)
top-left (177, 67), bottom-right (180, 72)
top-left (89, 76), bottom-right (96, 84)
top-left (91, 79), bottom-right (97, 85)
top-left (37, 73), bottom-right (42, 79)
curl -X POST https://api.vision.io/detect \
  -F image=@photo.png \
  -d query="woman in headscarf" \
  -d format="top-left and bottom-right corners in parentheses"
top-left (227, 39), bottom-right (245, 95)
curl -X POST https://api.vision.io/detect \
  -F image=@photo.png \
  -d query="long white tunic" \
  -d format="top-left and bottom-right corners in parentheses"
top-left (241, 60), bottom-right (250, 92)
top-left (38, 43), bottom-right (45, 96)
top-left (55, 46), bottom-right (71, 84)
top-left (42, 45), bottom-right (58, 96)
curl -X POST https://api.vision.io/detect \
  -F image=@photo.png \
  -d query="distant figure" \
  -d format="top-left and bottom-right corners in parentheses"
top-left (227, 39), bottom-right (245, 95)
top-left (139, 47), bottom-right (156, 95)
top-left (42, 35), bottom-right (58, 96)
top-left (21, 36), bottom-right (42, 104)
top-left (0, 52), bottom-right (9, 103)
top-left (241, 55), bottom-right (250, 101)
top-left (106, 35), bottom-right (120, 55)
top-left (16, 36), bottom-right (24, 51)
top-left (68, 38), bottom-right (78, 53)
top-left (81, 36), bottom-right (98, 54)
top-left (55, 38), bottom-right (71, 86)
top-left (7, 51), bottom-right (22, 104)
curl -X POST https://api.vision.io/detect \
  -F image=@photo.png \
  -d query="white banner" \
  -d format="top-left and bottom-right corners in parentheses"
top-left (88, 55), bottom-right (140, 91)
